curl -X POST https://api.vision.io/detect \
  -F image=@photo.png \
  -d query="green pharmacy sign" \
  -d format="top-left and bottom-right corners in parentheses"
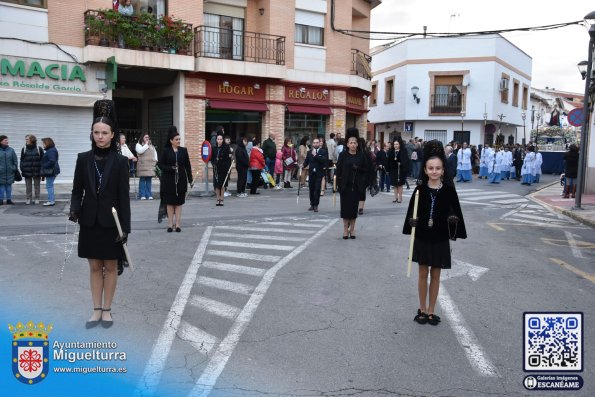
top-left (1, 58), bottom-right (86, 81)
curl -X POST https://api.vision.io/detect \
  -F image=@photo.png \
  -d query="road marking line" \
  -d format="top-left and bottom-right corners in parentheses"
top-left (509, 217), bottom-right (566, 226)
top-left (549, 258), bottom-right (595, 284)
top-left (463, 193), bottom-right (520, 201)
top-left (188, 295), bottom-right (241, 320)
top-left (564, 232), bottom-right (586, 259)
top-left (217, 226), bottom-right (312, 234)
top-left (209, 240), bottom-right (294, 251)
top-left (260, 222), bottom-right (322, 228)
top-left (136, 226), bottom-right (212, 396)
top-left (177, 321), bottom-right (219, 355)
top-left (512, 213), bottom-right (565, 222)
top-left (202, 261), bottom-right (266, 277)
top-left (493, 198), bottom-right (528, 204)
top-left (438, 287), bottom-right (500, 377)
top-left (453, 188), bottom-right (484, 193)
top-left (459, 200), bottom-right (497, 207)
top-left (212, 232), bottom-right (306, 242)
top-left (458, 191), bottom-right (508, 197)
top-left (489, 222), bottom-right (586, 229)
top-left (206, 250), bottom-right (281, 262)
top-left (1, 245), bottom-right (15, 257)
top-left (487, 222), bottom-right (505, 231)
top-left (197, 276), bottom-right (253, 295)
top-left (188, 219), bottom-right (338, 397)
top-left (500, 204), bottom-right (527, 219)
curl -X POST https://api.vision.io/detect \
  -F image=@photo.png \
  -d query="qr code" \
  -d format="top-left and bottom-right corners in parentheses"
top-left (524, 312), bottom-right (583, 371)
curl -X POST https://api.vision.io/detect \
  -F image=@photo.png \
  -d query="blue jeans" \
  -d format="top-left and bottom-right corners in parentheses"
top-left (380, 170), bottom-right (390, 191)
top-left (0, 184), bottom-right (12, 200)
top-left (265, 158), bottom-right (275, 175)
top-left (139, 177), bottom-right (152, 198)
top-left (45, 176), bottom-right (55, 203)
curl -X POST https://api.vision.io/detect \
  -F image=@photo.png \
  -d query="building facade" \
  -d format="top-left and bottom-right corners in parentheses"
top-left (0, 0), bottom-right (378, 179)
top-left (368, 34), bottom-right (532, 147)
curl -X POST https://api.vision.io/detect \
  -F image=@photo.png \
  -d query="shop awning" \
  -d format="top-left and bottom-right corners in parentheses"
top-left (208, 100), bottom-right (268, 112)
top-left (286, 105), bottom-right (332, 115)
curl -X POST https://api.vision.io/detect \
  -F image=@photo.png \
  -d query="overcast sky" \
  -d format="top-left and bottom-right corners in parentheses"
top-left (370, 0), bottom-right (594, 94)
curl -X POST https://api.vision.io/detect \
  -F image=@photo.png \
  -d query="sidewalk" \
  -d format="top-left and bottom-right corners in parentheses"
top-left (530, 181), bottom-right (595, 228)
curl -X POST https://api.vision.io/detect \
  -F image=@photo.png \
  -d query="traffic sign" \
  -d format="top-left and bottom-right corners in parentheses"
top-left (568, 108), bottom-right (584, 127)
top-left (201, 140), bottom-right (212, 163)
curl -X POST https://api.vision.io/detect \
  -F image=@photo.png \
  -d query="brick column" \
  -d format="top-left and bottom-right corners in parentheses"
top-left (184, 75), bottom-right (206, 183)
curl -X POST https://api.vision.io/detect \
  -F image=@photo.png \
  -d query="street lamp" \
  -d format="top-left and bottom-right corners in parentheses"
top-left (575, 10), bottom-right (595, 210)
top-left (521, 110), bottom-right (526, 145)
top-left (530, 105), bottom-right (535, 143)
top-left (536, 110), bottom-right (542, 147)
top-left (497, 113), bottom-right (506, 146)
top-left (460, 110), bottom-right (465, 134)
top-left (577, 60), bottom-right (588, 80)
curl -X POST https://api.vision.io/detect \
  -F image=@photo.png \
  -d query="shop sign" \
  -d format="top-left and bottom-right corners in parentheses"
top-left (346, 89), bottom-right (367, 112)
top-left (0, 57), bottom-right (88, 93)
top-left (286, 87), bottom-right (329, 104)
top-left (206, 80), bottom-right (266, 101)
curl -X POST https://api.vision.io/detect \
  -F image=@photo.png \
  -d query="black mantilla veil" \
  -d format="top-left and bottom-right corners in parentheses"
top-left (419, 140), bottom-right (454, 188)
top-left (91, 99), bottom-right (119, 151)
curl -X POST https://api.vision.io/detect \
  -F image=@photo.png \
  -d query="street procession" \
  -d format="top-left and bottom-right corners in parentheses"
top-left (1, 0), bottom-right (595, 396)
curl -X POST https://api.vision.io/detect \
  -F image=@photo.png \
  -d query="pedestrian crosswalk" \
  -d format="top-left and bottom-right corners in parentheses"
top-left (498, 203), bottom-right (580, 228)
top-left (139, 218), bottom-right (337, 397)
top-left (393, 187), bottom-right (529, 207)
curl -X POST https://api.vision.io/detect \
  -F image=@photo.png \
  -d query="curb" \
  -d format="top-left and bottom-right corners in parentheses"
top-left (528, 183), bottom-right (595, 228)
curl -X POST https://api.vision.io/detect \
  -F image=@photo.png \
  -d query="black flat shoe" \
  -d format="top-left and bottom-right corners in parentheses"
top-left (175, 227), bottom-right (181, 232)
top-left (167, 227), bottom-right (173, 232)
top-left (343, 235), bottom-right (349, 239)
top-left (85, 308), bottom-right (103, 329)
top-left (392, 200), bottom-right (397, 203)
top-left (101, 308), bottom-right (113, 328)
top-left (428, 314), bottom-right (440, 326)
top-left (414, 309), bottom-right (428, 324)
top-left (349, 235), bottom-right (356, 239)
top-left (358, 208), bottom-right (364, 215)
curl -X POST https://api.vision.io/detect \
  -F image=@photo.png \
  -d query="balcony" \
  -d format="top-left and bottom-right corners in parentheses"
top-left (194, 26), bottom-right (285, 65)
top-left (351, 49), bottom-right (371, 80)
top-left (84, 10), bottom-right (193, 55)
top-left (431, 93), bottom-right (464, 114)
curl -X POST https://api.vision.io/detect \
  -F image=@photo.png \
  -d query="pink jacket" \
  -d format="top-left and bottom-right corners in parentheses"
top-left (275, 151), bottom-right (284, 174)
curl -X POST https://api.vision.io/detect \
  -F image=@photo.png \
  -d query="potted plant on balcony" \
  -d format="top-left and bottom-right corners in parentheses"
top-left (175, 27), bottom-right (193, 55)
top-left (137, 12), bottom-right (158, 50)
top-left (84, 13), bottom-right (104, 46)
top-left (102, 9), bottom-right (122, 47)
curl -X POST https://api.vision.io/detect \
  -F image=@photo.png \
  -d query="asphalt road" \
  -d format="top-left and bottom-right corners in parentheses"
top-left (1, 174), bottom-right (593, 397)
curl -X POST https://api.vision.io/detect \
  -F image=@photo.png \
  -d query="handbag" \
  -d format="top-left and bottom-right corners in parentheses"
top-left (40, 166), bottom-right (54, 177)
top-left (284, 157), bottom-right (294, 166)
top-left (14, 169), bottom-right (22, 182)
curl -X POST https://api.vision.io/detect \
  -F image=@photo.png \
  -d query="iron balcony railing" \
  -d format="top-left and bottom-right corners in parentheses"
top-left (351, 49), bottom-right (372, 80)
top-left (194, 26), bottom-right (285, 65)
top-left (84, 10), bottom-right (194, 55)
top-left (431, 93), bottom-right (464, 113)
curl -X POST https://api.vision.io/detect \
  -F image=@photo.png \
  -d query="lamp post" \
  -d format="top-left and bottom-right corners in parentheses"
top-left (575, 11), bottom-right (595, 210)
top-left (460, 110), bottom-right (465, 136)
top-left (535, 110), bottom-right (542, 147)
top-left (530, 105), bottom-right (535, 144)
top-left (497, 113), bottom-right (506, 146)
top-left (521, 110), bottom-right (526, 145)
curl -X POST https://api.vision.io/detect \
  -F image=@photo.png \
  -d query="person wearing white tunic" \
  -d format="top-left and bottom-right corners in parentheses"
top-left (501, 146), bottom-right (513, 180)
top-left (521, 146), bottom-right (536, 185)
top-left (488, 147), bottom-right (503, 183)
top-left (478, 144), bottom-right (490, 179)
top-left (534, 148), bottom-right (543, 183)
top-left (456, 142), bottom-right (472, 182)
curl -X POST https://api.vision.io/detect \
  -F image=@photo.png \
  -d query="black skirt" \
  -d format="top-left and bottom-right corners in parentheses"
top-left (340, 186), bottom-right (359, 219)
top-left (78, 225), bottom-right (124, 260)
top-left (162, 192), bottom-right (186, 206)
top-left (412, 239), bottom-right (452, 269)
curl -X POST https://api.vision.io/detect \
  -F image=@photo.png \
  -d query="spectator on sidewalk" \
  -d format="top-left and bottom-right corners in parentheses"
top-left (212, 133), bottom-right (232, 206)
top-left (274, 150), bottom-right (284, 189)
top-left (262, 132), bottom-right (277, 182)
top-left (0, 135), bottom-right (18, 205)
top-left (563, 144), bottom-right (579, 198)
top-left (297, 136), bottom-right (309, 188)
top-left (20, 134), bottom-right (44, 205)
top-left (282, 138), bottom-right (297, 188)
top-left (234, 136), bottom-right (249, 197)
top-left (119, 133), bottom-right (137, 176)
top-left (248, 139), bottom-right (265, 195)
top-left (40, 137), bottom-right (60, 206)
top-left (135, 133), bottom-right (157, 200)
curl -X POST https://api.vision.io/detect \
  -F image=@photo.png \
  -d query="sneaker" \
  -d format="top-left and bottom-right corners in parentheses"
top-left (140, 197), bottom-right (147, 200)
top-left (241, 193), bottom-right (248, 198)
top-left (25, 199), bottom-right (31, 205)
top-left (43, 202), bottom-right (55, 206)
top-left (148, 196), bottom-right (154, 200)
top-left (224, 191), bottom-right (231, 197)
top-left (274, 185), bottom-right (281, 190)
top-left (34, 199), bottom-right (40, 205)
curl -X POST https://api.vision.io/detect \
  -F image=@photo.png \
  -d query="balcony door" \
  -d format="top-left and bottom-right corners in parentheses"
top-left (204, 13), bottom-right (244, 60)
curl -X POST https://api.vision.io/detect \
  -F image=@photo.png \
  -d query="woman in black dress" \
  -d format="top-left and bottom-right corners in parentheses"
top-left (158, 127), bottom-right (192, 232)
top-left (212, 133), bottom-right (232, 206)
top-left (336, 134), bottom-right (369, 239)
top-left (69, 100), bottom-right (131, 328)
top-left (387, 138), bottom-right (409, 203)
top-left (403, 140), bottom-right (466, 326)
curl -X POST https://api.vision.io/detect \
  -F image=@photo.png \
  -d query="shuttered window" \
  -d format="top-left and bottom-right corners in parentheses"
top-left (424, 130), bottom-right (447, 145)
top-left (148, 97), bottom-right (173, 152)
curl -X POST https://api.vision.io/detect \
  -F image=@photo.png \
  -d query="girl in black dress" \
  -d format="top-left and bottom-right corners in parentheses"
top-left (403, 140), bottom-right (467, 326)
top-left (212, 133), bottom-right (232, 206)
top-left (336, 134), bottom-right (369, 239)
top-left (158, 127), bottom-right (192, 232)
top-left (69, 100), bottom-right (131, 328)
top-left (387, 138), bottom-right (409, 203)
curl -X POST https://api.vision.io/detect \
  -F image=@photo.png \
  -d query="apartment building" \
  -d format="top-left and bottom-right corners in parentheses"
top-left (0, 0), bottom-right (379, 178)
top-left (368, 34), bottom-right (532, 147)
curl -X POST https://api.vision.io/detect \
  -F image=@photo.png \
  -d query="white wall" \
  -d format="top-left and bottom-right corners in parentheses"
top-left (0, 3), bottom-right (48, 43)
top-left (294, 44), bottom-right (326, 72)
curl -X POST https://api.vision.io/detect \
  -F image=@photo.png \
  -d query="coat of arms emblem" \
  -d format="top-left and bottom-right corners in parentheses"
top-left (8, 321), bottom-right (53, 385)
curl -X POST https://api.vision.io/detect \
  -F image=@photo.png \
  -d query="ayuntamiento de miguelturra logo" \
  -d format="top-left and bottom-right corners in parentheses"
top-left (9, 321), bottom-right (52, 385)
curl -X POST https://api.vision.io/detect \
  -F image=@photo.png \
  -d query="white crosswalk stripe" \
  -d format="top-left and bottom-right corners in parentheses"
top-left (209, 240), bottom-right (295, 251)
top-left (177, 321), bottom-right (219, 355)
top-left (400, 186), bottom-right (530, 206)
top-left (197, 276), bottom-right (254, 295)
top-left (188, 295), bottom-right (241, 320)
top-left (201, 261), bottom-right (266, 276)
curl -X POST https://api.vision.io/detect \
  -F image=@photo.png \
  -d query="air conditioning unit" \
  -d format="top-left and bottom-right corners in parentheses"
top-left (499, 78), bottom-right (509, 91)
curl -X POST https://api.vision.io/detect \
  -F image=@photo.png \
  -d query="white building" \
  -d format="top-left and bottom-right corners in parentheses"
top-left (368, 34), bottom-right (532, 146)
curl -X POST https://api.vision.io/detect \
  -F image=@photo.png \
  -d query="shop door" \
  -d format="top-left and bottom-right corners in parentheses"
top-left (206, 110), bottom-right (262, 143)
top-left (115, 97), bottom-right (143, 147)
top-left (148, 97), bottom-right (173, 154)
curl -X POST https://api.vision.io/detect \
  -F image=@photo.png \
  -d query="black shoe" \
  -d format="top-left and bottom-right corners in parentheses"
top-left (308, 206), bottom-right (314, 211)
top-left (427, 314), bottom-right (440, 326)
top-left (101, 308), bottom-right (113, 328)
top-left (175, 227), bottom-right (181, 232)
top-left (314, 206), bottom-right (319, 212)
top-left (167, 227), bottom-right (173, 232)
top-left (85, 308), bottom-right (103, 329)
top-left (6, 200), bottom-right (14, 205)
top-left (358, 208), bottom-right (364, 215)
top-left (414, 309), bottom-right (428, 324)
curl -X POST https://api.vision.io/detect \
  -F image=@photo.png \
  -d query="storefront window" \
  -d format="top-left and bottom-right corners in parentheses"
top-left (206, 110), bottom-right (262, 143)
top-left (285, 113), bottom-right (326, 145)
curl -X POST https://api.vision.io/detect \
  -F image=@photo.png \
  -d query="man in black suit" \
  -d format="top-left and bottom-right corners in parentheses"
top-left (445, 145), bottom-right (457, 180)
top-left (302, 137), bottom-right (327, 212)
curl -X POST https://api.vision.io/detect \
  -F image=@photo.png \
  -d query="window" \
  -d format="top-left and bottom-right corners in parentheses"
top-left (295, 24), bottom-right (324, 46)
top-left (134, 0), bottom-right (167, 16)
top-left (203, 13), bottom-right (245, 60)
top-left (370, 82), bottom-right (378, 106)
top-left (431, 75), bottom-right (463, 114)
top-left (2, 0), bottom-right (46, 8)
top-left (512, 79), bottom-right (520, 107)
top-left (424, 130), bottom-right (447, 145)
top-left (453, 131), bottom-right (470, 145)
top-left (522, 85), bottom-right (529, 109)
top-left (500, 73), bottom-right (510, 104)
top-left (384, 77), bottom-right (394, 104)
